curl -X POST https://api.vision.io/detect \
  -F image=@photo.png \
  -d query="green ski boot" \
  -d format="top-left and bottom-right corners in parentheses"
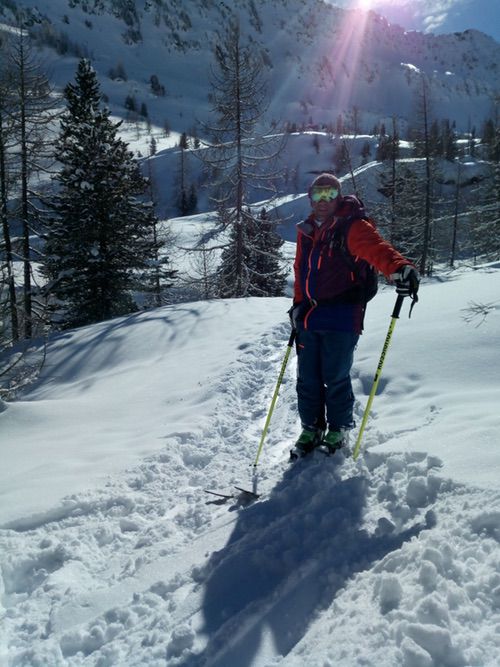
top-left (290, 428), bottom-right (323, 460)
top-left (322, 429), bottom-right (345, 454)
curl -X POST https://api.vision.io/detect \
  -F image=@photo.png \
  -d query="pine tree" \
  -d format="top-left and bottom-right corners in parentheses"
top-left (335, 114), bottom-right (344, 136)
top-left (200, 19), bottom-right (286, 298)
top-left (449, 161), bottom-right (463, 267)
top-left (246, 208), bottom-right (287, 296)
top-left (0, 47), bottom-right (19, 343)
top-left (428, 120), bottom-right (442, 157)
top-left (410, 77), bottom-right (435, 274)
top-left (188, 183), bottom-right (198, 214)
top-left (471, 105), bottom-right (500, 260)
top-left (217, 208), bottom-right (286, 298)
top-left (350, 106), bottom-right (361, 135)
top-left (442, 119), bottom-right (458, 161)
top-left (482, 118), bottom-right (496, 155)
top-left (175, 132), bottom-right (195, 216)
top-left (376, 165), bottom-right (424, 265)
top-left (375, 118), bottom-right (401, 244)
top-left (376, 128), bottom-right (399, 162)
top-left (360, 141), bottom-right (371, 164)
top-left (333, 140), bottom-right (350, 175)
top-left (43, 59), bottom-right (161, 328)
top-left (5, 26), bottom-right (56, 338)
top-left (143, 147), bottom-right (177, 308)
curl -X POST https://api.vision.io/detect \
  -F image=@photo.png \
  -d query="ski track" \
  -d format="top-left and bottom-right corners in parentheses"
top-left (2, 322), bottom-right (500, 666)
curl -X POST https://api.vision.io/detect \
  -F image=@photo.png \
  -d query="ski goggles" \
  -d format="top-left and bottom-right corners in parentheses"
top-left (310, 185), bottom-right (339, 202)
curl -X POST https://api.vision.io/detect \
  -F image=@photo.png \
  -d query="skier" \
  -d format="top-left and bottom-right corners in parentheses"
top-left (290, 172), bottom-right (419, 455)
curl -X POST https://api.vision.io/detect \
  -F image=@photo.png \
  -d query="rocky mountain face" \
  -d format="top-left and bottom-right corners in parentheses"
top-left (1, 0), bottom-right (498, 133)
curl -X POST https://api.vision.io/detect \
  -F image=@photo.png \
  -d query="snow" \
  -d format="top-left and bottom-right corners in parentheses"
top-left (1, 2), bottom-right (500, 663)
top-left (3, 0), bottom-right (500, 144)
top-left (2, 256), bottom-right (500, 666)
top-left (0, 299), bottom-right (286, 526)
top-left (401, 63), bottom-right (422, 73)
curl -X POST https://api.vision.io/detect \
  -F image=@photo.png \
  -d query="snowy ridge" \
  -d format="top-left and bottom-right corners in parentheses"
top-left (1, 0), bottom-right (498, 134)
top-left (2, 266), bottom-right (500, 664)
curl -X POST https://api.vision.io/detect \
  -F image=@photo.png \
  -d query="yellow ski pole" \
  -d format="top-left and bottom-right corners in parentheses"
top-left (252, 329), bottom-right (296, 470)
top-left (353, 294), bottom-right (405, 461)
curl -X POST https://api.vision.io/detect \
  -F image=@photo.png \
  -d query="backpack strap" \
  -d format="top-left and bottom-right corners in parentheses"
top-left (328, 217), bottom-right (362, 278)
top-left (325, 208), bottom-right (379, 304)
top-left (329, 194), bottom-right (376, 278)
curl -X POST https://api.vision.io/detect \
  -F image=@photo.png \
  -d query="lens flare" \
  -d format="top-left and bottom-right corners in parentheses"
top-left (271, 2), bottom-right (375, 122)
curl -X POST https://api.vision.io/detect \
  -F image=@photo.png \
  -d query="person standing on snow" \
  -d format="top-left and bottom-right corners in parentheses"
top-left (290, 172), bottom-right (419, 455)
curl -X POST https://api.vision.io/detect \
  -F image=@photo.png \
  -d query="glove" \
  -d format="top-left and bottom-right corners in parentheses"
top-left (287, 303), bottom-right (304, 330)
top-left (391, 264), bottom-right (420, 298)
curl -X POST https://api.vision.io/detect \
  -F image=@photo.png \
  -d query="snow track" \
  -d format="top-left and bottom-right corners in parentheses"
top-left (2, 292), bottom-right (500, 666)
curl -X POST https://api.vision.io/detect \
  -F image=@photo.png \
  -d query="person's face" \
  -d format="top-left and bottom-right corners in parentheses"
top-left (310, 185), bottom-right (340, 221)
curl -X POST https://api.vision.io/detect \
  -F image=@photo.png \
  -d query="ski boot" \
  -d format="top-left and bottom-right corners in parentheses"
top-left (290, 427), bottom-right (324, 461)
top-left (321, 429), bottom-right (346, 455)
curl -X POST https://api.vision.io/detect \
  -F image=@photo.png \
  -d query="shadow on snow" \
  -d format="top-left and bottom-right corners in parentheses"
top-left (179, 454), bottom-right (428, 666)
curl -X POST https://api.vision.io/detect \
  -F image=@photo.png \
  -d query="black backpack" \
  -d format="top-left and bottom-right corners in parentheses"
top-left (329, 195), bottom-right (379, 304)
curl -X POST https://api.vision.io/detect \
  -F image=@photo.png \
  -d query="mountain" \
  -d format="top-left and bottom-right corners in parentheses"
top-left (1, 0), bottom-right (498, 135)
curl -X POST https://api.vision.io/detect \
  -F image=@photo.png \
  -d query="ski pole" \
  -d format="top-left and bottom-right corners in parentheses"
top-left (252, 328), bottom-right (296, 470)
top-left (352, 294), bottom-right (405, 461)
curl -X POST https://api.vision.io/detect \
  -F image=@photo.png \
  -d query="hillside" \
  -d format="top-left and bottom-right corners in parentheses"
top-left (1, 259), bottom-right (500, 665)
top-left (1, 0), bottom-right (497, 231)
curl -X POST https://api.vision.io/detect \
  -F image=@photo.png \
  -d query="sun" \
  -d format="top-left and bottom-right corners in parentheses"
top-left (355, 0), bottom-right (375, 9)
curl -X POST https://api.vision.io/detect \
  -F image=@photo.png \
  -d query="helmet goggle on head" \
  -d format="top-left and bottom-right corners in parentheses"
top-left (310, 185), bottom-right (339, 202)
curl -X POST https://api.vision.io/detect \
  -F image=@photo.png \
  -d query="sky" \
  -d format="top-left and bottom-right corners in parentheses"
top-left (332, 0), bottom-right (500, 42)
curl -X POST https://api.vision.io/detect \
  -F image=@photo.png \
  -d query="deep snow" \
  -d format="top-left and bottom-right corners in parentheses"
top-left (1, 262), bottom-right (500, 666)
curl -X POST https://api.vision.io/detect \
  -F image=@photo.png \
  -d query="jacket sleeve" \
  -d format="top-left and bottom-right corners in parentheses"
top-left (347, 219), bottom-right (412, 278)
top-left (293, 231), bottom-right (304, 303)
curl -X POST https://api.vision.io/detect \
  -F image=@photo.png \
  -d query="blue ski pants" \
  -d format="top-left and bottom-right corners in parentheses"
top-left (296, 328), bottom-right (359, 432)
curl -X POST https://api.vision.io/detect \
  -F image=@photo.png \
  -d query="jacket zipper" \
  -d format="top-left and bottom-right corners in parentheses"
top-left (304, 229), bottom-right (324, 329)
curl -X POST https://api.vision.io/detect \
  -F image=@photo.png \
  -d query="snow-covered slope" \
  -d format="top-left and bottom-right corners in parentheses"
top-left (1, 264), bottom-right (500, 666)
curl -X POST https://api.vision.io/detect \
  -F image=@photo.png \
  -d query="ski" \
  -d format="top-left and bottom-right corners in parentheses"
top-left (204, 489), bottom-right (234, 500)
top-left (234, 486), bottom-right (260, 500)
top-left (204, 486), bottom-right (260, 503)
top-left (206, 443), bottom-right (345, 506)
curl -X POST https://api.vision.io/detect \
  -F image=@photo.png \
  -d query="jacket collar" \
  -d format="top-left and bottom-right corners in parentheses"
top-left (297, 212), bottom-right (336, 239)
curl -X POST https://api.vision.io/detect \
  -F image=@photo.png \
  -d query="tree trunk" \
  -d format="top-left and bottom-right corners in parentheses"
top-left (19, 34), bottom-right (32, 338)
top-left (450, 161), bottom-right (461, 267)
top-left (419, 79), bottom-right (433, 276)
top-left (0, 113), bottom-right (19, 341)
top-left (235, 27), bottom-right (244, 296)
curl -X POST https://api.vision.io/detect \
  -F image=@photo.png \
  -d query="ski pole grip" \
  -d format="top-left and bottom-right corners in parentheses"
top-left (391, 294), bottom-right (406, 319)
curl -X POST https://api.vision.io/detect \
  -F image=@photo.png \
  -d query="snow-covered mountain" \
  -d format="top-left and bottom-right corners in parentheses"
top-left (1, 0), bottom-right (499, 135)
top-left (2, 0), bottom-right (497, 223)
